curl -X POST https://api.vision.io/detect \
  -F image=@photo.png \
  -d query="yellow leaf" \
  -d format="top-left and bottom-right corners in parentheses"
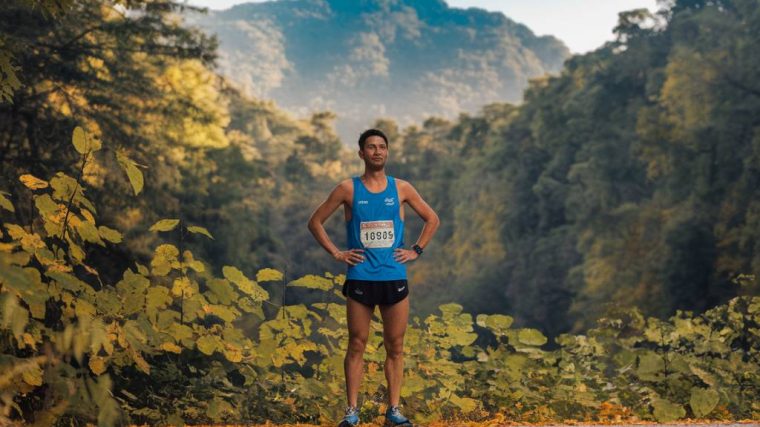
top-left (223, 343), bottom-right (243, 362)
top-left (21, 333), bottom-right (37, 350)
top-left (80, 208), bottom-right (96, 223)
top-left (256, 268), bottom-right (283, 282)
top-left (128, 347), bottom-right (150, 374)
top-left (196, 335), bottom-right (218, 355)
top-left (289, 274), bottom-right (333, 291)
top-left (172, 276), bottom-right (195, 297)
top-left (183, 250), bottom-right (205, 273)
top-left (22, 364), bottom-right (43, 386)
top-left (0, 191), bottom-right (15, 212)
top-left (72, 126), bottom-right (101, 154)
top-left (89, 355), bottom-right (107, 375)
top-left (161, 342), bottom-right (182, 354)
top-left (149, 219), bottom-right (179, 232)
top-left (19, 174), bottom-right (48, 190)
top-left (98, 226), bottom-right (122, 243)
top-left (187, 225), bottom-right (213, 239)
top-left (223, 266), bottom-right (269, 301)
top-left (116, 151), bottom-right (144, 196)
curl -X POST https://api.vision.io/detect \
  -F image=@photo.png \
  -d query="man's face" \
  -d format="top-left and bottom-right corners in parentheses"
top-left (359, 135), bottom-right (388, 169)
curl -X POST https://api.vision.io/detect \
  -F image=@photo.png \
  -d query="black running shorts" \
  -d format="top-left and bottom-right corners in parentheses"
top-left (342, 279), bottom-right (409, 307)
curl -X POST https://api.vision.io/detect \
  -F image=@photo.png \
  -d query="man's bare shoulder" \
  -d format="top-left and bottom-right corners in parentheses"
top-left (394, 178), bottom-right (416, 197)
top-left (331, 178), bottom-right (354, 201)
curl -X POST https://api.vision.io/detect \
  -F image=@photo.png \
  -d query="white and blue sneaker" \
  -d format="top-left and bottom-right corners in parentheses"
top-left (338, 405), bottom-right (360, 427)
top-left (384, 405), bottom-right (413, 427)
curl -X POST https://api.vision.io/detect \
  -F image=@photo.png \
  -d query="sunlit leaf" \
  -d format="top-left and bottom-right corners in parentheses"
top-left (149, 219), bottom-right (179, 232)
top-left (115, 151), bottom-right (144, 195)
top-left (98, 226), bottom-right (122, 243)
top-left (72, 126), bottom-right (101, 154)
top-left (187, 225), bottom-right (213, 239)
top-left (256, 268), bottom-right (283, 282)
top-left (19, 174), bottom-right (48, 190)
top-left (289, 274), bottom-right (332, 291)
top-left (223, 265), bottom-right (269, 301)
top-left (0, 191), bottom-right (14, 212)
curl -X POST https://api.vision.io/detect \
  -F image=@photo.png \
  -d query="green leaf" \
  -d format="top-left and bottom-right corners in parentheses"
top-left (690, 387), bottom-right (719, 417)
top-left (72, 126), bottom-right (101, 154)
top-left (186, 225), bottom-right (213, 239)
top-left (76, 219), bottom-right (105, 246)
top-left (208, 305), bottom-right (238, 323)
top-left (98, 225), bottom-right (122, 243)
top-left (438, 303), bottom-right (464, 318)
top-left (171, 276), bottom-right (196, 297)
top-left (205, 278), bottom-right (237, 305)
top-left (146, 286), bottom-right (172, 317)
top-left (151, 244), bottom-right (179, 276)
top-left (34, 194), bottom-right (59, 217)
top-left (449, 394), bottom-right (478, 413)
top-left (149, 219), bottom-right (179, 232)
top-left (652, 398), bottom-right (685, 422)
top-left (289, 274), bottom-right (333, 291)
top-left (116, 151), bottom-right (144, 196)
top-left (637, 350), bottom-right (664, 375)
top-left (196, 335), bottom-right (219, 355)
top-left (516, 328), bottom-right (547, 346)
top-left (476, 313), bottom-right (513, 335)
top-left (1, 293), bottom-right (29, 339)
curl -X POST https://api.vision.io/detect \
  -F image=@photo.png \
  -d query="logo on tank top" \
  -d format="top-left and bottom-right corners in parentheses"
top-left (358, 200), bottom-right (368, 204)
top-left (384, 197), bottom-right (395, 206)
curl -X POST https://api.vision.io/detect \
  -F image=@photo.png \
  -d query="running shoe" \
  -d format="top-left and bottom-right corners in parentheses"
top-left (338, 405), bottom-right (360, 427)
top-left (384, 405), bottom-right (413, 427)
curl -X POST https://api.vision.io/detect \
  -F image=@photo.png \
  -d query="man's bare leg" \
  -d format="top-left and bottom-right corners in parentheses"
top-left (379, 296), bottom-right (409, 407)
top-left (345, 297), bottom-right (374, 408)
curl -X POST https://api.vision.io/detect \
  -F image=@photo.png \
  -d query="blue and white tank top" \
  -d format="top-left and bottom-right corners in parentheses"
top-left (346, 175), bottom-right (406, 280)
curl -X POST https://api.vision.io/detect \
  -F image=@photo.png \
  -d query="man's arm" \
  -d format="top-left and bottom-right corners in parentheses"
top-left (307, 180), bottom-right (365, 265)
top-left (394, 179), bottom-right (440, 263)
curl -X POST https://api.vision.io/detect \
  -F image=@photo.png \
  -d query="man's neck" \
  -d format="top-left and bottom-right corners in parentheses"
top-left (361, 168), bottom-right (386, 182)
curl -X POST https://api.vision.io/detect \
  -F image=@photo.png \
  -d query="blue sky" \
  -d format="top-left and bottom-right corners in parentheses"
top-left (183, 0), bottom-right (660, 54)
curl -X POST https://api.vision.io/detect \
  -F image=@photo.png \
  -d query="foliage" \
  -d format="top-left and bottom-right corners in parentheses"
top-left (0, 127), bottom-right (757, 426)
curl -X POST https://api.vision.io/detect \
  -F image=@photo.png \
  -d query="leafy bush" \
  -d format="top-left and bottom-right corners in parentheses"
top-left (0, 127), bottom-right (758, 426)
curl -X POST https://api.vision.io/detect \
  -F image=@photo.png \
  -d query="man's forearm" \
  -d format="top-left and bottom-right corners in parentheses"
top-left (414, 216), bottom-right (440, 249)
top-left (308, 221), bottom-right (341, 258)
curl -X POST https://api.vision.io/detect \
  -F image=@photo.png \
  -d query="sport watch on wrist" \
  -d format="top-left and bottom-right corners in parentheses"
top-left (412, 244), bottom-right (423, 256)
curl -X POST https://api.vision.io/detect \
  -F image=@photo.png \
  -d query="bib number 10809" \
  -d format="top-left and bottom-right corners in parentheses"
top-left (360, 220), bottom-right (395, 248)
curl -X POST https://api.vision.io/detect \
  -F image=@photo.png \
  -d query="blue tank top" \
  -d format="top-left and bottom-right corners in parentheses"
top-left (346, 175), bottom-right (406, 280)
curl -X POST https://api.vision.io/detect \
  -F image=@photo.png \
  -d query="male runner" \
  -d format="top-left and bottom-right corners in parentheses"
top-left (307, 128), bottom-right (440, 427)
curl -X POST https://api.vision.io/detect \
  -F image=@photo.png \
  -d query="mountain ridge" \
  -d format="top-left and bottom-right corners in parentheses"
top-left (186, 0), bottom-right (571, 143)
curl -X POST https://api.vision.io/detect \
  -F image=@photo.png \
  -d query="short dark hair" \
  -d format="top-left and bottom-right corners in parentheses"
top-left (358, 128), bottom-right (388, 150)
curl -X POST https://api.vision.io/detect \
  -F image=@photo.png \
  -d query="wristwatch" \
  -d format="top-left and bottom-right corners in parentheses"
top-left (412, 244), bottom-right (423, 256)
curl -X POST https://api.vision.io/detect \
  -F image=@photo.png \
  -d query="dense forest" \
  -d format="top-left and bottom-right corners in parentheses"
top-left (4, 0), bottom-right (759, 338)
top-left (0, 0), bottom-right (758, 425)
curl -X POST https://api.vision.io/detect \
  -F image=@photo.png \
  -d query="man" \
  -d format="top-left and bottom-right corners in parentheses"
top-left (307, 128), bottom-right (440, 427)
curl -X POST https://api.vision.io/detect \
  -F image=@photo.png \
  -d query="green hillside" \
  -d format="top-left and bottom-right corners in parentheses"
top-left (185, 0), bottom-right (570, 143)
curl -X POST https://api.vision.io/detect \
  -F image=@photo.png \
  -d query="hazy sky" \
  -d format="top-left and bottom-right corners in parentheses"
top-left (183, 0), bottom-right (661, 54)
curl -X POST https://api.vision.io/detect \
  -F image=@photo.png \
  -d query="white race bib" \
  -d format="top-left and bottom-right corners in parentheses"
top-left (360, 220), bottom-right (395, 248)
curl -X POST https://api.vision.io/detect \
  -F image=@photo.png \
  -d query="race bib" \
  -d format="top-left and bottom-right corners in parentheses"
top-left (360, 220), bottom-right (395, 248)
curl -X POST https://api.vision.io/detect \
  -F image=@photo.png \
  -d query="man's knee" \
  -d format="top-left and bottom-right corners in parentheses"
top-left (384, 336), bottom-right (404, 359)
top-left (347, 335), bottom-right (368, 356)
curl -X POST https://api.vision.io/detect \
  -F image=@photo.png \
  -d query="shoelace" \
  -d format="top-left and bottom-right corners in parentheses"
top-left (345, 405), bottom-right (359, 417)
top-left (388, 405), bottom-right (406, 418)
